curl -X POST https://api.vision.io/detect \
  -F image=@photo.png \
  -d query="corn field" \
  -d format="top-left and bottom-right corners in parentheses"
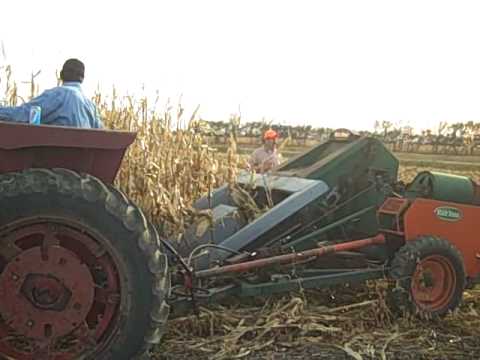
top-left (98, 96), bottom-right (243, 237)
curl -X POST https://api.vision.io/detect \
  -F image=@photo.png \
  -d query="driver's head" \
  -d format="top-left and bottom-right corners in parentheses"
top-left (263, 129), bottom-right (278, 149)
top-left (60, 59), bottom-right (85, 83)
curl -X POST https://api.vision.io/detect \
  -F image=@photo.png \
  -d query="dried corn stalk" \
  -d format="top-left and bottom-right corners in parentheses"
top-left (96, 93), bottom-right (242, 237)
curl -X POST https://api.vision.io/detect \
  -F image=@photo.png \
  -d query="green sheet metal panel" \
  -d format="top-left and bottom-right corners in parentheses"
top-left (406, 171), bottom-right (475, 204)
top-left (275, 136), bottom-right (399, 238)
top-left (276, 137), bottom-right (398, 188)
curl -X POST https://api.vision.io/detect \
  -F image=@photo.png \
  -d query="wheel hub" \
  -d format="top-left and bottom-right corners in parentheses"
top-left (0, 219), bottom-right (123, 360)
top-left (0, 245), bottom-right (95, 339)
top-left (418, 270), bottom-right (435, 288)
top-left (22, 273), bottom-right (72, 310)
top-left (411, 255), bottom-right (456, 311)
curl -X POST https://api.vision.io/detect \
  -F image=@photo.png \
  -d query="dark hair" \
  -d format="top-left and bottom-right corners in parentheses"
top-left (60, 58), bottom-right (85, 82)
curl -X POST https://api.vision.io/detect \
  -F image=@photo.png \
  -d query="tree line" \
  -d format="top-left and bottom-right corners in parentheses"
top-left (197, 119), bottom-right (480, 155)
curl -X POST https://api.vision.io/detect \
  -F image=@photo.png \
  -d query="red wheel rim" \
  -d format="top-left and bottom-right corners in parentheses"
top-left (0, 218), bottom-right (122, 360)
top-left (411, 254), bottom-right (456, 312)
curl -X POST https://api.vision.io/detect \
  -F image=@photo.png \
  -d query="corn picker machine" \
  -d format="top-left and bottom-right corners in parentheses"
top-left (0, 123), bottom-right (478, 360)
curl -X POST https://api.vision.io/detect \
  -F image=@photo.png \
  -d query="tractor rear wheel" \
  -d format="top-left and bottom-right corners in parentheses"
top-left (388, 235), bottom-right (466, 318)
top-left (0, 169), bottom-right (170, 359)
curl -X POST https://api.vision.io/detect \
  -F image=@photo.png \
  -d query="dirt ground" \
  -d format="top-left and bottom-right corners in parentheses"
top-left (152, 152), bottom-right (480, 360)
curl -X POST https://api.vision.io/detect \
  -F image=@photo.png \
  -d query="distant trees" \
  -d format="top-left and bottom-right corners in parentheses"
top-left (200, 119), bottom-right (480, 155)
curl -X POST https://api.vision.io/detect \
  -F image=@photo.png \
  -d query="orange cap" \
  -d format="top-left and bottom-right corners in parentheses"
top-left (264, 129), bottom-right (278, 140)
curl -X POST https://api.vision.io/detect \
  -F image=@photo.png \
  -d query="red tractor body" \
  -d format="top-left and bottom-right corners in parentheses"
top-left (0, 121), bottom-right (169, 360)
top-left (0, 122), bottom-right (135, 183)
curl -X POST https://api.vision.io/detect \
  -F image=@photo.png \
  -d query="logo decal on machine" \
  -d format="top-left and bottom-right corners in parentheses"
top-left (434, 206), bottom-right (463, 222)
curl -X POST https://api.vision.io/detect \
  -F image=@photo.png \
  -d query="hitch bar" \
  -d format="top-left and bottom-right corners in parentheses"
top-left (195, 234), bottom-right (385, 279)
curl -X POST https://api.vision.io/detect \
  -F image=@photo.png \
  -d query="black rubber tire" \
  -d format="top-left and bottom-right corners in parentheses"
top-left (388, 235), bottom-right (466, 318)
top-left (0, 169), bottom-right (170, 360)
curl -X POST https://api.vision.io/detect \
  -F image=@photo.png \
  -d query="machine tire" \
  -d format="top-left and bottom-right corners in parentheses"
top-left (388, 235), bottom-right (465, 318)
top-left (0, 169), bottom-right (170, 360)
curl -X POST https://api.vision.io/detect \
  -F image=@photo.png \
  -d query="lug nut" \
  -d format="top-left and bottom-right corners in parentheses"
top-left (27, 320), bottom-right (34, 328)
top-left (11, 273), bottom-right (19, 281)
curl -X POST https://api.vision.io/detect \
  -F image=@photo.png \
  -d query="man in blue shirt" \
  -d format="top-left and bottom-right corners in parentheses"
top-left (0, 59), bottom-right (103, 128)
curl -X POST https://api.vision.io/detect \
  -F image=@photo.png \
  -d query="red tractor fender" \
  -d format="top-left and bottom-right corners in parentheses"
top-left (0, 121), bottom-right (136, 184)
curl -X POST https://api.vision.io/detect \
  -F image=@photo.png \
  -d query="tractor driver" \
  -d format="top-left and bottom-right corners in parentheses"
top-left (248, 129), bottom-right (281, 173)
top-left (0, 59), bottom-right (103, 129)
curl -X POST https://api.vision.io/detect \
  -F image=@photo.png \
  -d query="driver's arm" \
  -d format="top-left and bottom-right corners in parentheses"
top-left (0, 89), bottom-right (62, 123)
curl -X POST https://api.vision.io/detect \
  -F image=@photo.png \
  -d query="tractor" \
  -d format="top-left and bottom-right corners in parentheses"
top-left (0, 123), bottom-right (478, 360)
top-left (0, 122), bottom-right (169, 359)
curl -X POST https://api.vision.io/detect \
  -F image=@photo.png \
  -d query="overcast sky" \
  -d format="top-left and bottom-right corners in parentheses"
top-left (1, 0), bottom-right (480, 131)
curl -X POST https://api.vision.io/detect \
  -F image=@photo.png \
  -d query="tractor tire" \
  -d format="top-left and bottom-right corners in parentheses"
top-left (388, 235), bottom-right (466, 318)
top-left (0, 169), bottom-right (170, 360)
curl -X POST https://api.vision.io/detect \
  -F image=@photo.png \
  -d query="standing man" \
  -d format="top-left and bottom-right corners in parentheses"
top-left (248, 129), bottom-right (281, 173)
top-left (0, 58), bottom-right (103, 128)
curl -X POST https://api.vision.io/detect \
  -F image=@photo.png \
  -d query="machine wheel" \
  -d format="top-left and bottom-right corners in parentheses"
top-left (0, 169), bottom-right (170, 360)
top-left (388, 235), bottom-right (465, 318)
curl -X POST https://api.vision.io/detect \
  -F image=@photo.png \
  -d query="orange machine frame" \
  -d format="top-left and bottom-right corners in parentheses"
top-left (403, 198), bottom-right (480, 279)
